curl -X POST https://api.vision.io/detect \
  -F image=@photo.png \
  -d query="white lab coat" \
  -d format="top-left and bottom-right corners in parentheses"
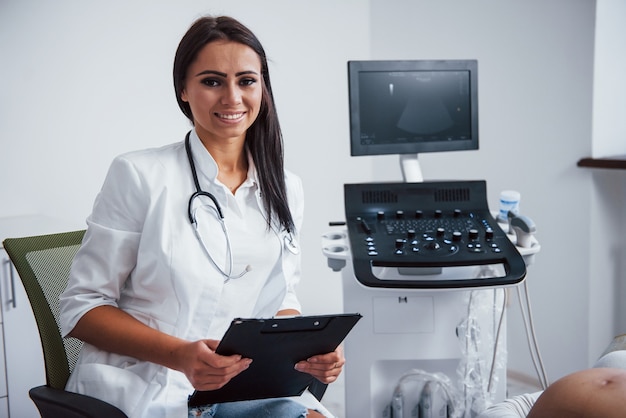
top-left (59, 130), bottom-right (310, 418)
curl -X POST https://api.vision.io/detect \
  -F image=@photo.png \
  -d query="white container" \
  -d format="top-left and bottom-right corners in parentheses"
top-left (498, 190), bottom-right (521, 222)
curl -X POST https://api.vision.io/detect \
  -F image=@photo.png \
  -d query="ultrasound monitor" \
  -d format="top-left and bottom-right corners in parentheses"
top-left (348, 60), bottom-right (479, 181)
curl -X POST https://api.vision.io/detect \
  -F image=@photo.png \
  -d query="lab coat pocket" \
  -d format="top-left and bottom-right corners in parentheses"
top-left (68, 362), bottom-right (153, 416)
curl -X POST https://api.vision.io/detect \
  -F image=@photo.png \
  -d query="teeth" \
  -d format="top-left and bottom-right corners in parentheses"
top-left (218, 113), bottom-right (244, 120)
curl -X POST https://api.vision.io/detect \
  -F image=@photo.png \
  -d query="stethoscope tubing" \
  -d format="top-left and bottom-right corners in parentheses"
top-left (185, 132), bottom-right (243, 280)
top-left (185, 131), bottom-right (224, 222)
top-left (184, 131), bottom-right (299, 281)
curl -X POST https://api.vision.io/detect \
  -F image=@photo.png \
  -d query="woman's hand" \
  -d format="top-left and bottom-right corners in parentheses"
top-left (173, 339), bottom-right (252, 391)
top-left (294, 345), bottom-right (345, 384)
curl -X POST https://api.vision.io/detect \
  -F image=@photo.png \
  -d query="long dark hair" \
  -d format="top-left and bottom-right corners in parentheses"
top-left (173, 16), bottom-right (294, 233)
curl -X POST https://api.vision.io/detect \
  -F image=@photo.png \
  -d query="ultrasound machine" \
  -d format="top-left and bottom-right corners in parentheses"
top-left (322, 60), bottom-right (542, 418)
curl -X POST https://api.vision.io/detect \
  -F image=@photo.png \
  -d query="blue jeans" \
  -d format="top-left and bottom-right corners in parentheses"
top-left (189, 399), bottom-right (309, 417)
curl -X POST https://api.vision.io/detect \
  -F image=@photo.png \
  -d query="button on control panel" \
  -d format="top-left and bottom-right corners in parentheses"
top-left (356, 209), bottom-right (502, 260)
top-left (344, 181), bottom-right (526, 289)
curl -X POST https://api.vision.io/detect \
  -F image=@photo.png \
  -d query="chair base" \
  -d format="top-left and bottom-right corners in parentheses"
top-left (29, 385), bottom-right (128, 418)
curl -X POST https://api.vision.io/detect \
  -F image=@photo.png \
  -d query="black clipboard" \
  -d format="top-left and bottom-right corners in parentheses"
top-left (187, 313), bottom-right (362, 406)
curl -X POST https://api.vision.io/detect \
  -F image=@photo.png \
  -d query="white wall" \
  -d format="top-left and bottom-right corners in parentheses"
top-left (592, 0), bottom-right (626, 158)
top-left (1, 0), bottom-right (623, 393)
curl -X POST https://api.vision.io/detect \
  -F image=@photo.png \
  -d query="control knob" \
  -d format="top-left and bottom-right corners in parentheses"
top-left (394, 238), bottom-right (406, 255)
top-left (425, 241), bottom-right (441, 251)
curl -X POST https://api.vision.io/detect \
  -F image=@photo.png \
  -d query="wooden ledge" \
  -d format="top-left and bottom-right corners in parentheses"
top-left (577, 155), bottom-right (626, 170)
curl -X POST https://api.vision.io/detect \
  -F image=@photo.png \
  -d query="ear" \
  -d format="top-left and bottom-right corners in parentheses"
top-left (181, 89), bottom-right (189, 102)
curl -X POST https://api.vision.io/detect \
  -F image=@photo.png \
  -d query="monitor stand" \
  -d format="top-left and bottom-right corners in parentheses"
top-left (399, 154), bottom-right (423, 183)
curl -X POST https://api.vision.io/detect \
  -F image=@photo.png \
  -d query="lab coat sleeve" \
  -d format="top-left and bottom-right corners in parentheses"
top-left (59, 154), bottom-right (148, 337)
top-left (278, 171), bottom-right (304, 313)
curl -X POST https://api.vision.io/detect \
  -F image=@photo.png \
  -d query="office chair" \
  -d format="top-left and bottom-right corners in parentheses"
top-left (2, 230), bottom-right (128, 418)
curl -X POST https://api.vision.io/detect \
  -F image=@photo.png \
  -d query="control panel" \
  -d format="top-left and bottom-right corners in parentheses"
top-left (344, 181), bottom-right (526, 289)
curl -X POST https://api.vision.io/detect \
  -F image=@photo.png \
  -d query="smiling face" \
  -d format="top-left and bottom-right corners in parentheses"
top-left (181, 40), bottom-right (263, 146)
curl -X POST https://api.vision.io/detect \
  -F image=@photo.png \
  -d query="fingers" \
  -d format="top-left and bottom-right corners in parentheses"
top-left (294, 348), bottom-right (345, 384)
top-left (185, 340), bottom-right (253, 391)
top-left (305, 346), bottom-right (344, 366)
top-left (294, 358), bottom-right (344, 384)
top-left (192, 356), bottom-right (252, 391)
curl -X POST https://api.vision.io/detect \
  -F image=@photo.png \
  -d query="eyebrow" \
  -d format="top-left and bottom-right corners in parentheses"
top-left (194, 70), bottom-right (259, 78)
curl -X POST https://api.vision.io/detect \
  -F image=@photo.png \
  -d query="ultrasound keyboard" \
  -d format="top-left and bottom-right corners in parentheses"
top-left (344, 181), bottom-right (526, 289)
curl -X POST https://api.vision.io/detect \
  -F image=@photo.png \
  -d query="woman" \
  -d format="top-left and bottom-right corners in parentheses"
top-left (59, 16), bottom-right (342, 418)
top-left (477, 337), bottom-right (626, 418)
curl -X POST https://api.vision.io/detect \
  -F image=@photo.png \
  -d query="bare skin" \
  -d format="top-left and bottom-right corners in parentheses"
top-left (527, 368), bottom-right (626, 418)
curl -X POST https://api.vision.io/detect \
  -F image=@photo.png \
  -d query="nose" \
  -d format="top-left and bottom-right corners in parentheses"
top-left (221, 83), bottom-right (242, 105)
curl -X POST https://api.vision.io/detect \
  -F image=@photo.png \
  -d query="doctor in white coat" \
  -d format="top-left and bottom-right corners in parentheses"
top-left (60, 15), bottom-right (343, 418)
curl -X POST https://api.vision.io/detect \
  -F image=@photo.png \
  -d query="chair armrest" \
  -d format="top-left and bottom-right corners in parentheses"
top-left (29, 385), bottom-right (128, 418)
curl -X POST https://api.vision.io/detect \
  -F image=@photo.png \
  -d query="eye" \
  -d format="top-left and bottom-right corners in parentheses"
top-left (239, 77), bottom-right (258, 87)
top-left (201, 78), bottom-right (221, 87)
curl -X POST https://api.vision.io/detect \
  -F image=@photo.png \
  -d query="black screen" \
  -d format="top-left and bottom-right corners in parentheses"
top-left (348, 60), bottom-right (479, 156)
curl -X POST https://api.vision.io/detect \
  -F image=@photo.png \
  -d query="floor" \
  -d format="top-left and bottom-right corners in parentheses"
top-left (321, 370), bottom-right (542, 418)
top-left (505, 370), bottom-right (544, 397)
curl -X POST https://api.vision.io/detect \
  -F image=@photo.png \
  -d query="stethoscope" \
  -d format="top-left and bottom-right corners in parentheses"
top-left (184, 132), bottom-right (299, 282)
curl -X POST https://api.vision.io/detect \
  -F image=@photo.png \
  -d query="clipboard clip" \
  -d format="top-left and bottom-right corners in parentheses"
top-left (261, 316), bottom-right (331, 333)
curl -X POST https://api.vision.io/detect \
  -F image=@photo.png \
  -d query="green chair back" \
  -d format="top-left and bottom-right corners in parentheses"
top-left (3, 230), bottom-right (86, 390)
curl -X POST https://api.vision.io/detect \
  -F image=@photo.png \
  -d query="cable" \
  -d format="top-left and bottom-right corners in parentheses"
top-left (524, 280), bottom-right (549, 388)
top-left (462, 290), bottom-right (477, 414)
top-left (460, 285), bottom-right (508, 416)
top-left (516, 281), bottom-right (550, 389)
top-left (487, 288), bottom-right (508, 393)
